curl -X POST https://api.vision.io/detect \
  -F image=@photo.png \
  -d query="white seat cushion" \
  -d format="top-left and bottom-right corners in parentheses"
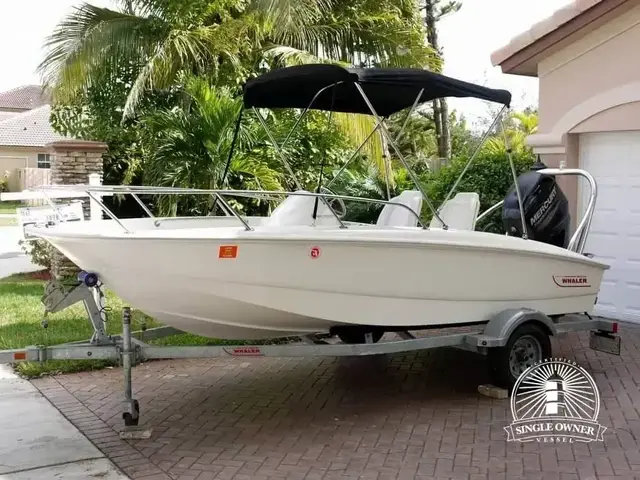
top-left (429, 192), bottom-right (480, 230)
top-left (264, 191), bottom-right (340, 227)
top-left (376, 190), bottom-right (423, 227)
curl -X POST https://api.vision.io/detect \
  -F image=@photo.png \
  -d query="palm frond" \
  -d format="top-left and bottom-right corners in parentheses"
top-left (123, 21), bottom-right (250, 118)
top-left (262, 45), bottom-right (334, 66)
top-left (38, 3), bottom-right (161, 103)
top-left (249, 0), bottom-right (332, 32)
top-left (332, 113), bottom-right (385, 174)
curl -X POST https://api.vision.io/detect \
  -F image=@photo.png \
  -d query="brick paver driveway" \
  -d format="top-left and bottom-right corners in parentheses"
top-left (32, 323), bottom-right (640, 480)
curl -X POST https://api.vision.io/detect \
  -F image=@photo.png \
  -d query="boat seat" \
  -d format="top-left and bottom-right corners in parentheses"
top-left (376, 190), bottom-right (423, 228)
top-left (263, 190), bottom-right (341, 227)
top-left (429, 192), bottom-right (480, 231)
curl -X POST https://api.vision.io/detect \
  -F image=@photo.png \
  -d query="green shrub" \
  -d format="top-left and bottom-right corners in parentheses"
top-left (0, 171), bottom-right (9, 193)
top-left (19, 239), bottom-right (53, 270)
top-left (423, 149), bottom-right (536, 233)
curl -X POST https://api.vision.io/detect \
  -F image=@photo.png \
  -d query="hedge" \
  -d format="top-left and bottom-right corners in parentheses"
top-left (423, 149), bottom-right (536, 233)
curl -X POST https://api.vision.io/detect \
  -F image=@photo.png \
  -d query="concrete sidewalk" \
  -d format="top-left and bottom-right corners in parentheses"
top-left (0, 365), bottom-right (128, 479)
top-left (0, 226), bottom-right (41, 278)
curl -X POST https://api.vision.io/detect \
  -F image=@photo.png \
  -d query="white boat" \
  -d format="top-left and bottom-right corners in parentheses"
top-left (23, 64), bottom-right (609, 342)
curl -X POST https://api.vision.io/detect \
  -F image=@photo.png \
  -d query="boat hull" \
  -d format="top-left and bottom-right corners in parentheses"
top-left (33, 223), bottom-right (609, 339)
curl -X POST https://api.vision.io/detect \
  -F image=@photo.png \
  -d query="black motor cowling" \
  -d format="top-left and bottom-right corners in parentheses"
top-left (502, 159), bottom-right (571, 248)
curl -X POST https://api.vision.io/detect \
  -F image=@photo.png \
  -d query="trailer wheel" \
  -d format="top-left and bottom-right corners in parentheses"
top-left (488, 323), bottom-right (551, 391)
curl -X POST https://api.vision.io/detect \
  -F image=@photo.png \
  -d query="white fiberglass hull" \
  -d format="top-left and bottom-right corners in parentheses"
top-left (29, 219), bottom-right (609, 339)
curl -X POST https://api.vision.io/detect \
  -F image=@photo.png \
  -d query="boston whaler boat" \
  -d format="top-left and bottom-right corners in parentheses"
top-left (24, 64), bottom-right (609, 343)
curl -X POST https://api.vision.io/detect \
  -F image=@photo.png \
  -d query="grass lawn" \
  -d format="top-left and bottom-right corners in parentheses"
top-left (0, 271), bottom-right (284, 378)
top-left (0, 201), bottom-right (21, 214)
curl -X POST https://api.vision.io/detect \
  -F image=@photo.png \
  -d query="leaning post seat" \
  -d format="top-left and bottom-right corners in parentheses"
top-left (263, 191), bottom-right (341, 227)
top-left (376, 190), bottom-right (423, 228)
top-left (429, 192), bottom-right (480, 231)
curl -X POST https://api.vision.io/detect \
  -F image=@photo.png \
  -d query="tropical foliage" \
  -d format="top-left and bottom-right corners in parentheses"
top-left (40, 0), bottom-right (539, 232)
top-left (424, 149), bottom-right (536, 233)
top-left (141, 76), bottom-right (355, 216)
top-left (39, 0), bottom-right (437, 119)
top-left (482, 108), bottom-right (538, 155)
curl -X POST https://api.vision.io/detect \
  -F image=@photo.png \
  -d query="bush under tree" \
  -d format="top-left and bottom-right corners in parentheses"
top-left (423, 149), bottom-right (536, 233)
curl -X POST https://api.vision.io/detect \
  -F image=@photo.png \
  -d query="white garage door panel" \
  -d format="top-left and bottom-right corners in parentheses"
top-left (579, 131), bottom-right (640, 322)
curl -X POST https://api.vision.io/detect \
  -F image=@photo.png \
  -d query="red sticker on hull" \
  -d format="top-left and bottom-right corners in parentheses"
top-left (218, 245), bottom-right (238, 259)
top-left (553, 275), bottom-right (591, 287)
top-left (309, 246), bottom-right (321, 259)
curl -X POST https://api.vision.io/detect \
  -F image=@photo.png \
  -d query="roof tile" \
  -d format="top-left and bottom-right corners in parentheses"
top-left (0, 85), bottom-right (51, 111)
top-left (0, 105), bottom-right (70, 147)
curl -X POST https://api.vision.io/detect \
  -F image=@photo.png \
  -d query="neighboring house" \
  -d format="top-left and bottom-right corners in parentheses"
top-left (0, 84), bottom-right (49, 121)
top-left (0, 85), bottom-right (68, 191)
top-left (491, 0), bottom-right (640, 323)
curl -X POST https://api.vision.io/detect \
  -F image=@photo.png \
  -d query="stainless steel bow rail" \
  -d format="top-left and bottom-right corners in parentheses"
top-left (25, 164), bottom-right (599, 252)
top-left (22, 185), bottom-right (427, 232)
top-left (0, 272), bottom-right (621, 428)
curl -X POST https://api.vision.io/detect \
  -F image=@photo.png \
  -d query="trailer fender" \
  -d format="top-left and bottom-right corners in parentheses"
top-left (468, 308), bottom-right (557, 348)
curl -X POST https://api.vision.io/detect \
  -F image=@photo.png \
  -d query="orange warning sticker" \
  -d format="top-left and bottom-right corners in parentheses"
top-left (218, 245), bottom-right (238, 259)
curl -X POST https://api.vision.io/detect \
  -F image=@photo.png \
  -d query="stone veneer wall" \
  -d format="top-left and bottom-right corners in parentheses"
top-left (46, 140), bottom-right (107, 280)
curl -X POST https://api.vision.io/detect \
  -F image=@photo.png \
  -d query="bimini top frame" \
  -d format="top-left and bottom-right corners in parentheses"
top-left (237, 64), bottom-right (514, 231)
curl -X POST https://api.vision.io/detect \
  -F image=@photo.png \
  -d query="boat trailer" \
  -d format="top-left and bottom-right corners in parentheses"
top-left (0, 271), bottom-right (621, 428)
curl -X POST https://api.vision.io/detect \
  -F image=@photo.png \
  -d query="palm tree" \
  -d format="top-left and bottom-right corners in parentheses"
top-left (142, 76), bottom-right (283, 216)
top-left (39, 0), bottom-right (436, 119)
top-left (482, 109), bottom-right (539, 156)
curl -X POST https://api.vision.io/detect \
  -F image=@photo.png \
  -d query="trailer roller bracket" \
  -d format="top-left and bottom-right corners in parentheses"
top-left (41, 271), bottom-right (111, 346)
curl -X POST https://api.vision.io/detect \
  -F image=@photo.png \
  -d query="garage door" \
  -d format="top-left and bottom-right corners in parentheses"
top-left (579, 131), bottom-right (640, 322)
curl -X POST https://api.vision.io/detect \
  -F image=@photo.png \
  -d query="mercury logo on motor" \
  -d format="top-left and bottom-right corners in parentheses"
top-left (530, 185), bottom-right (557, 227)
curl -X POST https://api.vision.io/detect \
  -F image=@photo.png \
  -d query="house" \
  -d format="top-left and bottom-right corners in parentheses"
top-left (491, 0), bottom-right (640, 322)
top-left (0, 85), bottom-right (68, 191)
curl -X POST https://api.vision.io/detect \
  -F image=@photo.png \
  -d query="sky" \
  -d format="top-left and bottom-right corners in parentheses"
top-left (0, 0), bottom-right (572, 124)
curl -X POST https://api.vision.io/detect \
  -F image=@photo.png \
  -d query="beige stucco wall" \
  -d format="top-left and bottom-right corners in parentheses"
top-left (0, 148), bottom-right (39, 169)
top-left (0, 147), bottom-right (45, 191)
top-left (536, 2), bottom-right (640, 132)
top-left (570, 101), bottom-right (640, 133)
top-left (525, 2), bottom-right (640, 228)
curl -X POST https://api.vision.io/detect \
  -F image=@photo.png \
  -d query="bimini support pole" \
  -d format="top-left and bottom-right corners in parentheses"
top-left (252, 108), bottom-right (304, 191)
top-left (279, 83), bottom-right (343, 151)
top-left (500, 113), bottom-right (528, 239)
top-left (325, 89), bottom-right (424, 192)
top-left (353, 83), bottom-right (447, 228)
top-left (439, 105), bottom-right (508, 210)
top-left (325, 123), bottom-right (383, 189)
top-left (250, 82), bottom-right (346, 192)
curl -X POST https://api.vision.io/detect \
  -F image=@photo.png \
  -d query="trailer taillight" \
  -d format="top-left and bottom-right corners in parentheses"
top-left (612, 322), bottom-right (618, 334)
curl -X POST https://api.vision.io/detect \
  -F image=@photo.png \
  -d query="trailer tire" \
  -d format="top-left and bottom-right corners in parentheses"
top-left (488, 323), bottom-right (551, 391)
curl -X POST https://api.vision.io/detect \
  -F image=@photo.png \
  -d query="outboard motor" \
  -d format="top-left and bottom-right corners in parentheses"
top-left (502, 158), bottom-right (571, 248)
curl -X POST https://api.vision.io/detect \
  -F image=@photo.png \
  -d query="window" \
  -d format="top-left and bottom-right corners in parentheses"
top-left (37, 153), bottom-right (51, 169)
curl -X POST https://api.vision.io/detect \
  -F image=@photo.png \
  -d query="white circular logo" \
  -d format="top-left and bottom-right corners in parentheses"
top-left (505, 358), bottom-right (607, 443)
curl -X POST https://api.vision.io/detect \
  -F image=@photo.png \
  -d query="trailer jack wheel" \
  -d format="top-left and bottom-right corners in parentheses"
top-left (488, 323), bottom-right (551, 391)
top-left (122, 399), bottom-right (140, 427)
